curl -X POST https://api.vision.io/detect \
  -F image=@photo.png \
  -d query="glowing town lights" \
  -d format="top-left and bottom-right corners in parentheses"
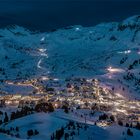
top-left (41, 76), bottom-right (49, 81)
top-left (86, 79), bottom-right (92, 82)
top-left (54, 103), bottom-right (58, 108)
top-left (6, 101), bottom-right (11, 105)
top-left (107, 66), bottom-right (112, 71)
top-left (115, 108), bottom-right (128, 115)
top-left (4, 75), bottom-right (140, 126)
top-left (116, 93), bottom-right (125, 98)
top-left (113, 102), bottom-right (120, 106)
top-left (97, 121), bottom-right (109, 127)
top-left (129, 106), bottom-right (136, 109)
top-left (94, 78), bottom-right (98, 82)
top-left (12, 95), bottom-right (22, 100)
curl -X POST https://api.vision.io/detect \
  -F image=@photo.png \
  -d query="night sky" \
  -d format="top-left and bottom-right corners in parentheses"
top-left (0, 0), bottom-right (140, 31)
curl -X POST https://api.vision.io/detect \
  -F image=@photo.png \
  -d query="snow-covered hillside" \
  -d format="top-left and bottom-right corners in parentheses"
top-left (1, 16), bottom-right (140, 97)
top-left (1, 112), bottom-right (140, 140)
top-left (1, 15), bottom-right (140, 140)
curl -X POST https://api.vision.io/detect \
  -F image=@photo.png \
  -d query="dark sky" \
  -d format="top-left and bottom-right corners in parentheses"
top-left (0, 0), bottom-right (140, 31)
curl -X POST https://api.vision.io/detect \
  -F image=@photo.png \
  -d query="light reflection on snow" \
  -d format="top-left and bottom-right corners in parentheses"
top-left (37, 59), bottom-right (43, 69)
top-left (38, 48), bottom-right (46, 53)
top-left (40, 37), bottom-right (45, 42)
top-left (41, 76), bottom-right (49, 81)
top-left (75, 27), bottom-right (80, 31)
top-left (37, 46), bottom-right (48, 71)
top-left (137, 51), bottom-right (140, 54)
top-left (107, 66), bottom-right (124, 73)
top-left (118, 50), bottom-right (131, 54)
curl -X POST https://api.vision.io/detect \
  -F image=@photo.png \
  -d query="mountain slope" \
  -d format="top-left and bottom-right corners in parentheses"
top-left (1, 16), bottom-right (140, 97)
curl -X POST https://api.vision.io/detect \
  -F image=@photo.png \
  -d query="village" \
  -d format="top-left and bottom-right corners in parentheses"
top-left (0, 76), bottom-right (140, 129)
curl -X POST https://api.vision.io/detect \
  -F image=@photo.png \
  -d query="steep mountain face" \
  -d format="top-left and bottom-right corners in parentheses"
top-left (1, 16), bottom-right (140, 97)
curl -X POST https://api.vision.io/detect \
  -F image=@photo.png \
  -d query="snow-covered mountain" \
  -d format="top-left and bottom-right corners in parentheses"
top-left (1, 15), bottom-right (140, 140)
top-left (1, 15), bottom-right (140, 97)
